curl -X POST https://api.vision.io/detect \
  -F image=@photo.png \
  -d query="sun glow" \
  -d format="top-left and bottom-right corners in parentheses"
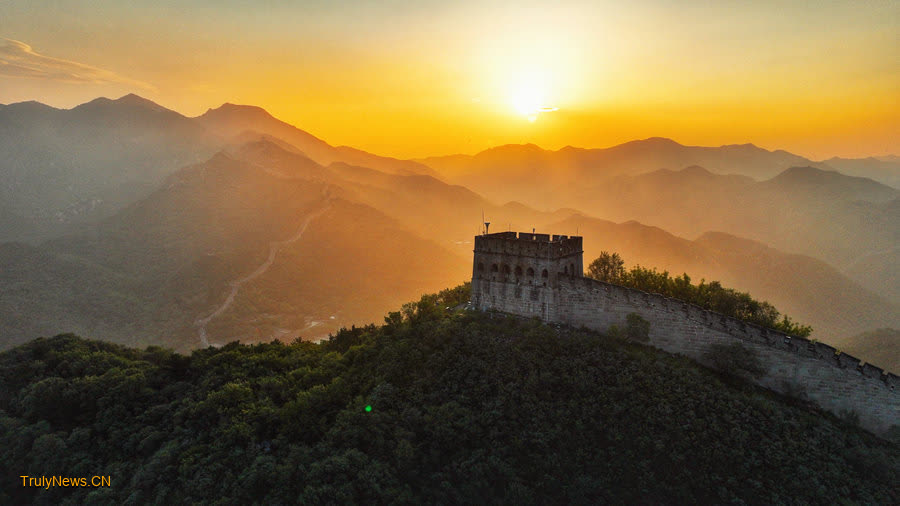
top-left (510, 75), bottom-right (558, 122)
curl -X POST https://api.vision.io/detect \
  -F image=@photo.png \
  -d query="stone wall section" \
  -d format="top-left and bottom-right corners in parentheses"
top-left (472, 275), bottom-right (899, 434)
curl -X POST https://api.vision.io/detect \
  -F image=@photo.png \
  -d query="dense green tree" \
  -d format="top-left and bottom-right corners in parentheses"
top-left (586, 251), bottom-right (625, 283)
top-left (0, 287), bottom-right (895, 505)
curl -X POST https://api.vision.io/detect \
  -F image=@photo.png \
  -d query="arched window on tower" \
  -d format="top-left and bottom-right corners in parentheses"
top-left (571, 263), bottom-right (576, 277)
top-left (491, 264), bottom-right (499, 273)
top-left (477, 263), bottom-right (484, 278)
top-left (515, 266), bottom-right (523, 277)
top-left (526, 267), bottom-right (535, 277)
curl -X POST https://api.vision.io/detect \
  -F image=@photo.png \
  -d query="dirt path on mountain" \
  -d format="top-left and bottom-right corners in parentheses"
top-left (194, 201), bottom-right (331, 347)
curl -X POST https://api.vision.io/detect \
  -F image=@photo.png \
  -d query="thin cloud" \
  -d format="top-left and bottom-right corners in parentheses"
top-left (0, 38), bottom-right (154, 90)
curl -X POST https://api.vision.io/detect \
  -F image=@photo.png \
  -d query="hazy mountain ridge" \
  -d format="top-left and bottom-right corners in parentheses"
top-left (0, 94), bottom-right (222, 242)
top-left (195, 103), bottom-right (441, 178)
top-left (417, 137), bottom-right (818, 207)
top-left (547, 214), bottom-right (900, 354)
top-left (1, 94), bottom-right (896, 359)
top-left (534, 163), bottom-right (898, 301)
top-left (421, 137), bottom-right (898, 189)
top-left (0, 95), bottom-right (443, 245)
top-left (824, 156), bottom-right (900, 188)
top-left (0, 148), bottom-right (466, 351)
top-left (7, 136), bottom-right (891, 354)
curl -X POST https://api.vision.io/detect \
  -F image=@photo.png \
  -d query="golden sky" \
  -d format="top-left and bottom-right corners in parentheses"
top-left (1, 1), bottom-right (897, 159)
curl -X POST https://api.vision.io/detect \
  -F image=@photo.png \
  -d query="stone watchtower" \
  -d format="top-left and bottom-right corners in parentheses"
top-left (471, 231), bottom-right (583, 320)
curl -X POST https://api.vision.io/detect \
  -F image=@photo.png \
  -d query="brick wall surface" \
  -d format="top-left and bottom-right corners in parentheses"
top-left (472, 275), bottom-right (899, 434)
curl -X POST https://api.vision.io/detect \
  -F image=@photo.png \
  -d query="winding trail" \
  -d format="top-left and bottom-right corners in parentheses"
top-left (194, 200), bottom-right (332, 347)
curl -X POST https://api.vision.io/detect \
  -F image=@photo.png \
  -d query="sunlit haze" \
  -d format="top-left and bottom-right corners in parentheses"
top-left (1, 0), bottom-right (897, 158)
top-left (1, 3), bottom-right (900, 500)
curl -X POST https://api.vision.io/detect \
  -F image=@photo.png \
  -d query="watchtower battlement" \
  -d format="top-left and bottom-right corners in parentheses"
top-left (473, 231), bottom-right (583, 288)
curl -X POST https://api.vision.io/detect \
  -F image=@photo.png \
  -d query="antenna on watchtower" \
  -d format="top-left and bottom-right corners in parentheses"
top-left (482, 209), bottom-right (490, 235)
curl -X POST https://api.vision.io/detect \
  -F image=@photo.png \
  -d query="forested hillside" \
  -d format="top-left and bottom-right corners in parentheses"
top-left (2, 286), bottom-right (896, 505)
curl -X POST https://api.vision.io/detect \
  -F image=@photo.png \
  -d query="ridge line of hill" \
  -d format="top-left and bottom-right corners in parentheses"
top-left (193, 196), bottom-right (333, 347)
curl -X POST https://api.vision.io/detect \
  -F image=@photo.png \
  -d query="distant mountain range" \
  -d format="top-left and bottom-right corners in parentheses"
top-left (0, 147), bottom-right (465, 351)
top-left (195, 103), bottom-right (440, 178)
top-left (0, 94), bottom-right (896, 365)
top-left (0, 95), bottom-right (437, 244)
top-left (563, 165), bottom-right (900, 301)
top-left (420, 138), bottom-right (900, 202)
top-left (0, 94), bottom-right (219, 241)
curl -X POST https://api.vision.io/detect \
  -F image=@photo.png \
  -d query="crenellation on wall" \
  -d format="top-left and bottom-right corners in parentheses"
top-left (837, 352), bottom-right (858, 370)
top-left (471, 232), bottom-right (899, 434)
top-left (860, 363), bottom-right (882, 379)
top-left (813, 341), bottom-right (837, 360)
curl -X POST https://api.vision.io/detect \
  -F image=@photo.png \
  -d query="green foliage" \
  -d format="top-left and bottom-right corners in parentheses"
top-left (0, 289), bottom-right (896, 504)
top-left (702, 342), bottom-right (766, 379)
top-left (625, 313), bottom-right (650, 342)
top-left (586, 251), bottom-right (625, 283)
top-left (585, 253), bottom-right (813, 337)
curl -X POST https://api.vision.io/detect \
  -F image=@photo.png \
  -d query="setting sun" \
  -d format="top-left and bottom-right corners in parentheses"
top-left (510, 76), bottom-right (558, 122)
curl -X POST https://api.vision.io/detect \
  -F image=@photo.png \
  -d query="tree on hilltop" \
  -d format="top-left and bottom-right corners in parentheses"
top-left (586, 251), bottom-right (625, 283)
top-left (585, 253), bottom-right (813, 337)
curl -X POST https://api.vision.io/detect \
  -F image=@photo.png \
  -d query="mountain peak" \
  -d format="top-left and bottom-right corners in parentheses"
top-left (201, 103), bottom-right (274, 121)
top-left (116, 93), bottom-right (169, 111)
top-left (768, 166), bottom-right (898, 193)
top-left (615, 137), bottom-right (683, 151)
top-left (644, 136), bottom-right (679, 144)
top-left (721, 142), bottom-right (763, 151)
top-left (637, 137), bottom-right (681, 147)
top-left (3, 100), bottom-right (59, 113)
top-left (476, 143), bottom-right (546, 158)
top-left (234, 136), bottom-right (316, 165)
top-left (207, 150), bottom-right (237, 165)
top-left (490, 143), bottom-right (543, 151)
top-left (116, 93), bottom-right (152, 103)
top-left (680, 165), bottom-right (714, 177)
top-left (72, 94), bottom-right (170, 114)
top-left (771, 166), bottom-right (838, 182)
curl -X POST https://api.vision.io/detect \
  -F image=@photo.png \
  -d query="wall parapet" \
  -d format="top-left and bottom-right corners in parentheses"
top-left (474, 231), bottom-right (583, 259)
top-left (567, 276), bottom-right (896, 388)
